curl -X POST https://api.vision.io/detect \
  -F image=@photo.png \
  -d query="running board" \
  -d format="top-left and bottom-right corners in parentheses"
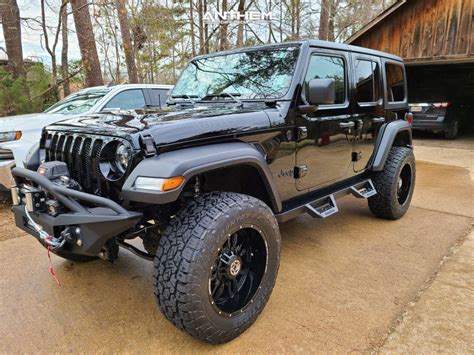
top-left (276, 178), bottom-right (377, 223)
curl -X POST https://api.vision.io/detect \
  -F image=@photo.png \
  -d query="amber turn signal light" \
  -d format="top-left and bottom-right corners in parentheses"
top-left (162, 176), bottom-right (185, 191)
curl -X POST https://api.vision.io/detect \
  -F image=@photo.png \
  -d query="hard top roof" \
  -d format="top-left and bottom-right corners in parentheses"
top-left (193, 40), bottom-right (403, 62)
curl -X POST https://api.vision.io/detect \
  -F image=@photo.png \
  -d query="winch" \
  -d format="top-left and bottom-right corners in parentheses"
top-left (11, 161), bottom-right (83, 216)
top-left (37, 161), bottom-right (82, 190)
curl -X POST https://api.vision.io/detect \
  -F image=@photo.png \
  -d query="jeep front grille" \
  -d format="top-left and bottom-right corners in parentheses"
top-left (43, 132), bottom-right (105, 195)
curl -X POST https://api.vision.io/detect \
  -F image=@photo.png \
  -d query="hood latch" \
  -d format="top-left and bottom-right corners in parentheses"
top-left (139, 133), bottom-right (157, 157)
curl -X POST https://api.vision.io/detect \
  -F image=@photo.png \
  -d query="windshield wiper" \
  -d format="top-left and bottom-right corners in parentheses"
top-left (170, 94), bottom-right (199, 105)
top-left (201, 93), bottom-right (243, 107)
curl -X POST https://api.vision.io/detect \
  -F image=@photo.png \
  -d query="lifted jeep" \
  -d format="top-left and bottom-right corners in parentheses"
top-left (11, 40), bottom-right (415, 344)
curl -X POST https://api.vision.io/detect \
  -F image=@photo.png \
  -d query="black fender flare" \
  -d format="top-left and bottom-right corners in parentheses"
top-left (371, 120), bottom-right (412, 171)
top-left (122, 142), bottom-right (282, 212)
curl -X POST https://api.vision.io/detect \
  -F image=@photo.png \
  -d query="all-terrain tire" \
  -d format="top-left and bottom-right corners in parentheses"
top-left (154, 192), bottom-right (281, 344)
top-left (368, 146), bottom-right (416, 220)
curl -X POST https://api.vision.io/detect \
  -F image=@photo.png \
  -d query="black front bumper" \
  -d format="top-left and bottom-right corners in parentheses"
top-left (11, 167), bottom-right (142, 256)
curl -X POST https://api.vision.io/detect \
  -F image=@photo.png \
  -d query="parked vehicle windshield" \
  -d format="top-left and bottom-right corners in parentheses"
top-left (171, 46), bottom-right (300, 101)
top-left (45, 89), bottom-right (110, 114)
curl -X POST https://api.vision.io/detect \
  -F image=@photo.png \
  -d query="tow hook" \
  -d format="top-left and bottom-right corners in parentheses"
top-left (99, 238), bottom-right (119, 262)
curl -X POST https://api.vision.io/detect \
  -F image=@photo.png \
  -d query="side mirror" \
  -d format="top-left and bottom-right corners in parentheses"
top-left (308, 78), bottom-right (336, 105)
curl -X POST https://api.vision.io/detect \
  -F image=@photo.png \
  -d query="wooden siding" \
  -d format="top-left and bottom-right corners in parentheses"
top-left (349, 0), bottom-right (473, 63)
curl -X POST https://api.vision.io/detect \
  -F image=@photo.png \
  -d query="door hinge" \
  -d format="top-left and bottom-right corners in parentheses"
top-left (139, 133), bottom-right (157, 157)
top-left (352, 151), bottom-right (362, 162)
top-left (294, 165), bottom-right (308, 178)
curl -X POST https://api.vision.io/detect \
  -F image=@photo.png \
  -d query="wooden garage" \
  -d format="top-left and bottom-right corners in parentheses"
top-left (346, 0), bottom-right (473, 132)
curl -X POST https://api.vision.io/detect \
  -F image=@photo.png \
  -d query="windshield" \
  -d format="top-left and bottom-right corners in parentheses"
top-left (45, 89), bottom-right (110, 114)
top-left (171, 46), bottom-right (300, 101)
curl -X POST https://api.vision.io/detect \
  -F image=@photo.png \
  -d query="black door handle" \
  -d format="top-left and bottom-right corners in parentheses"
top-left (339, 121), bottom-right (355, 128)
top-left (373, 117), bottom-right (385, 123)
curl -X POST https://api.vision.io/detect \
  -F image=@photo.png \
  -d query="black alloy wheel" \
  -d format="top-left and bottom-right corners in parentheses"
top-left (210, 227), bottom-right (267, 316)
top-left (397, 163), bottom-right (412, 205)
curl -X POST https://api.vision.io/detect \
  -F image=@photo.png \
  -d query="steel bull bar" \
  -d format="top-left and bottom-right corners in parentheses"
top-left (11, 167), bottom-right (142, 256)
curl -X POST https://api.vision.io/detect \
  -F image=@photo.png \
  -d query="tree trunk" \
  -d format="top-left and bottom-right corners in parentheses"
top-left (327, 0), bottom-right (337, 42)
top-left (0, 0), bottom-right (24, 78)
top-left (203, 1), bottom-right (209, 53)
top-left (219, 0), bottom-right (228, 50)
top-left (236, 0), bottom-right (245, 47)
top-left (115, 0), bottom-right (138, 83)
top-left (189, 0), bottom-right (196, 57)
top-left (197, 0), bottom-right (204, 54)
top-left (40, 0), bottom-right (57, 82)
top-left (319, 0), bottom-right (330, 40)
top-left (295, 0), bottom-right (300, 39)
top-left (61, 3), bottom-right (70, 96)
top-left (70, 0), bottom-right (103, 87)
top-left (290, 0), bottom-right (295, 39)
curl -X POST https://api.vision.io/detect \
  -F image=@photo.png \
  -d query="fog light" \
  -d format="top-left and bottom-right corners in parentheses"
top-left (134, 176), bottom-right (185, 191)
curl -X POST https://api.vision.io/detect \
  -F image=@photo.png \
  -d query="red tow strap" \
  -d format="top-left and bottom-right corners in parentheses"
top-left (46, 237), bottom-right (62, 288)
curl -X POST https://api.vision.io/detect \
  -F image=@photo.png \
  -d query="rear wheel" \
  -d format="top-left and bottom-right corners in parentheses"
top-left (369, 146), bottom-right (416, 220)
top-left (445, 120), bottom-right (459, 139)
top-left (154, 192), bottom-right (280, 343)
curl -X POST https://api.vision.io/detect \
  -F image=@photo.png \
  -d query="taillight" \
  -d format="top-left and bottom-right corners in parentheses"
top-left (432, 102), bottom-right (451, 108)
top-left (405, 112), bottom-right (413, 125)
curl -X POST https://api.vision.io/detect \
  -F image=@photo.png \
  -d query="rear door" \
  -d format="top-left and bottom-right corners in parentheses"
top-left (295, 49), bottom-right (354, 191)
top-left (351, 54), bottom-right (384, 172)
top-left (146, 88), bottom-right (171, 108)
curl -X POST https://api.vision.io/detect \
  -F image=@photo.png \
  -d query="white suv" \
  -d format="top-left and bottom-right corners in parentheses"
top-left (0, 83), bottom-right (173, 191)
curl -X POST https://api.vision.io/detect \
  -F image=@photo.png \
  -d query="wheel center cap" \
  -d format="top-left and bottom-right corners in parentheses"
top-left (229, 259), bottom-right (241, 276)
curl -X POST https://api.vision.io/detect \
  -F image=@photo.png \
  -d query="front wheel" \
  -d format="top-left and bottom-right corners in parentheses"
top-left (154, 192), bottom-right (281, 344)
top-left (369, 146), bottom-right (416, 220)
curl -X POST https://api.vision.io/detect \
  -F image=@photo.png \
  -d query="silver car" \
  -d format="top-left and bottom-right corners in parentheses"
top-left (0, 84), bottom-right (173, 191)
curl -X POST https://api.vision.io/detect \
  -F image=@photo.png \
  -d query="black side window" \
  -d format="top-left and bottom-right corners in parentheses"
top-left (304, 55), bottom-right (345, 104)
top-left (355, 59), bottom-right (380, 103)
top-left (150, 89), bottom-right (170, 107)
top-left (104, 89), bottom-right (146, 110)
top-left (385, 63), bottom-right (406, 102)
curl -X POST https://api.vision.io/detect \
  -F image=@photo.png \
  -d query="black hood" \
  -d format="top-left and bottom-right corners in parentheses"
top-left (47, 104), bottom-right (276, 148)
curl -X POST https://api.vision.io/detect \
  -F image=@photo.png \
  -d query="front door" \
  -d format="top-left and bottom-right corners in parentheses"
top-left (296, 51), bottom-right (353, 191)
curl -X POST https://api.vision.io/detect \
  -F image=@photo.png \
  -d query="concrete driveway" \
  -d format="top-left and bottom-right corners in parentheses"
top-left (0, 137), bottom-right (472, 352)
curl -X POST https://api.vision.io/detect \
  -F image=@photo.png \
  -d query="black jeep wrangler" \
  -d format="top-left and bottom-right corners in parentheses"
top-left (11, 41), bottom-right (415, 344)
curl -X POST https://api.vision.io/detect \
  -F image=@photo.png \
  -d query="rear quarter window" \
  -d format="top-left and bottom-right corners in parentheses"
top-left (385, 63), bottom-right (406, 102)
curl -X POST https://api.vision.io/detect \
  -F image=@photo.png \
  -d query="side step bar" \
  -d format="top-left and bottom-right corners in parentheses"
top-left (305, 195), bottom-right (338, 218)
top-left (276, 178), bottom-right (377, 223)
top-left (350, 180), bottom-right (377, 199)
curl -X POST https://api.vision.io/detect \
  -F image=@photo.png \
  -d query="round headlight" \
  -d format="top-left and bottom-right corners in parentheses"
top-left (99, 141), bottom-right (132, 181)
top-left (115, 143), bottom-right (130, 173)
